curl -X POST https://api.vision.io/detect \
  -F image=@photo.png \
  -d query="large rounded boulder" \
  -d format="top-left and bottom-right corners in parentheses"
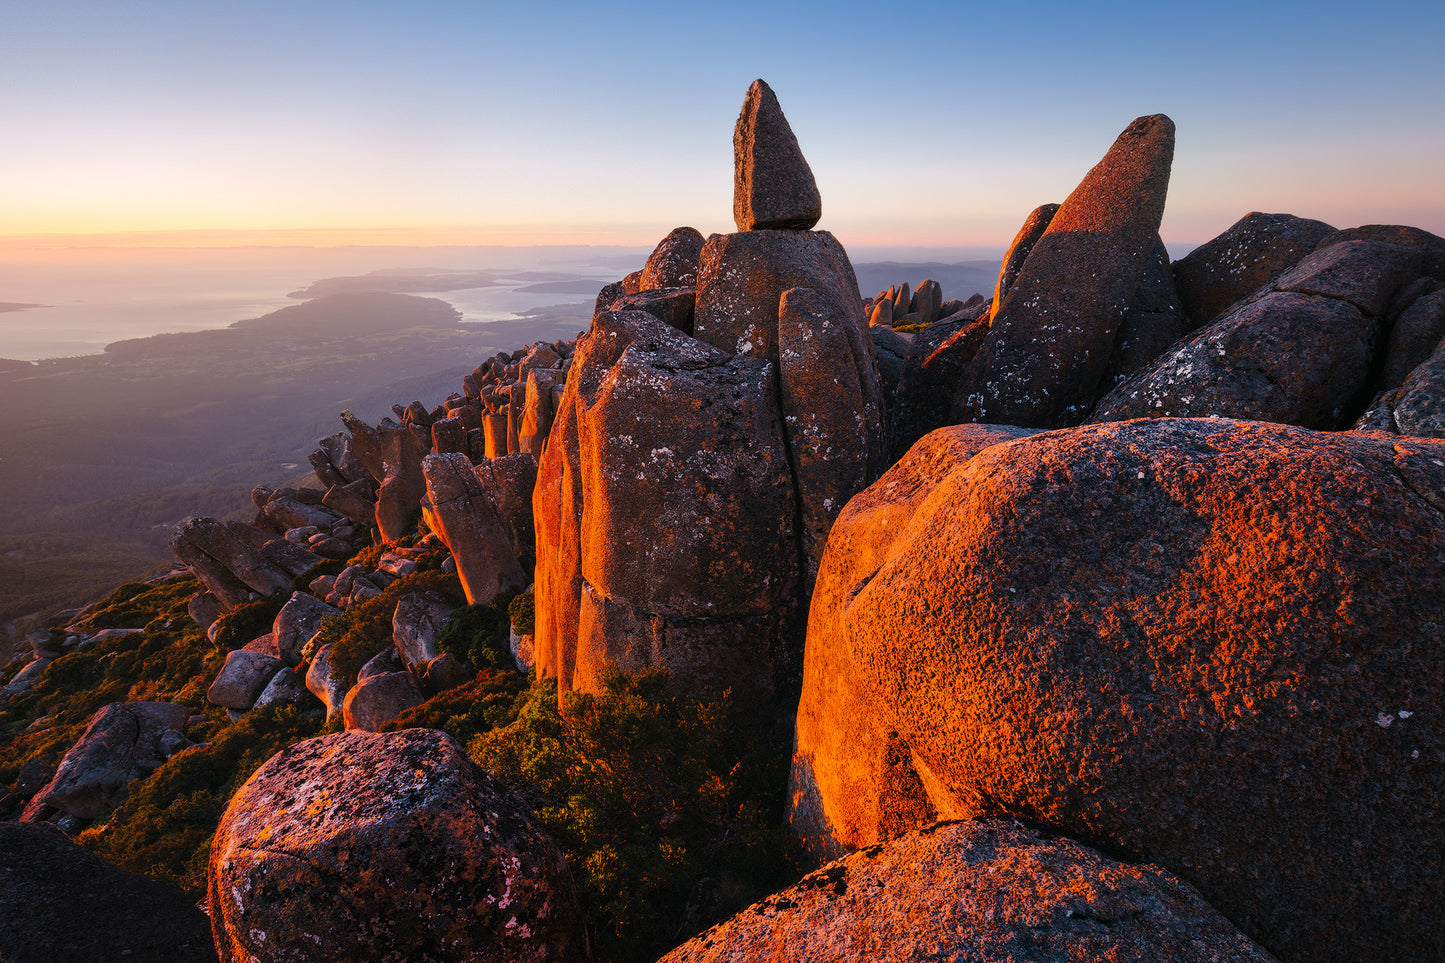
top-left (661, 819), bottom-right (1274, 963)
top-left (208, 728), bottom-right (588, 962)
top-left (790, 418), bottom-right (1445, 963)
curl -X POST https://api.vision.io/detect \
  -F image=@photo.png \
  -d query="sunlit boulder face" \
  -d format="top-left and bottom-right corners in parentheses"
top-left (660, 819), bottom-right (1276, 963)
top-left (789, 418), bottom-right (1445, 963)
top-left (208, 729), bottom-right (588, 963)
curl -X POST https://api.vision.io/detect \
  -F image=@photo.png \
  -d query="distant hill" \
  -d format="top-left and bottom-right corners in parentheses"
top-left (0, 290), bottom-right (578, 631)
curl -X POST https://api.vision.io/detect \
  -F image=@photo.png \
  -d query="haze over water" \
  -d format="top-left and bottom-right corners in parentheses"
top-left (0, 245), bottom-right (647, 360)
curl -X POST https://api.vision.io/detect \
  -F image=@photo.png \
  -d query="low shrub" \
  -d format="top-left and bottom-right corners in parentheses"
top-left (508, 590), bottom-right (535, 636)
top-left (436, 601), bottom-right (512, 671)
top-left (210, 593), bottom-right (288, 651)
top-left (471, 670), bottom-right (796, 962)
top-left (305, 569), bottom-right (464, 692)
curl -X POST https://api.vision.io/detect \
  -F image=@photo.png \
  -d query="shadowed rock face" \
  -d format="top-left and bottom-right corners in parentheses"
top-left (990, 202), bottom-right (1059, 317)
top-left (23, 702), bottom-right (190, 821)
top-left (1091, 239), bottom-right (1423, 428)
top-left (733, 80), bottom-right (822, 231)
top-left (954, 114), bottom-right (1175, 427)
top-left (789, 418), bottom-right (1445, 963)
top-left (660, 819), bottom-right (1275, 963)
top-left (208, 729), bottom-right (588, 963)
top-left (1172, 212), bottom-right (1337, 327)
top-left (423, 452), bottom-right (527, 605)
top-left (1358, 332), bottom-right (1445, 437)
top-left (0, 823), bottom-right (219, 963)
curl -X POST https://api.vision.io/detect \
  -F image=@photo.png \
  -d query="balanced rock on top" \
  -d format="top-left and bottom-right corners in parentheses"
top-left (734, 79), bottom-right (822, 231)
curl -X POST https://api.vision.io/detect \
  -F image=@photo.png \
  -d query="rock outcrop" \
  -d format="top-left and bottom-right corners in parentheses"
top-left (422, 453), bottom-right (528, 605)
top-left (733, 79), bottom-right (821, 231)
top-left (790, 418), bottom-right (1445, 962)
top-left (1091, 239), bottom-right (1424, 427)
top-left (1357, 332), bottom-right (1445, 436)
top-left (22, 702), bottom-right (190, 821)
top-left (953, 114), bottom-right (1176, 427)
top-left (208, 729), bottom-right (588, 962)
top-left (661, 820), bottom-right (1274, 963)
top-left (640, 226), bottom-right (706, 289)
top-left (535, 309), bottom-right (799, 696)
top-left (1171, 212), bottom-right (1337, 326)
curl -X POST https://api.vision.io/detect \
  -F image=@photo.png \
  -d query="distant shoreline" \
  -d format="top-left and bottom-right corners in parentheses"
top-left (0, 302), bottom-right (47, 313)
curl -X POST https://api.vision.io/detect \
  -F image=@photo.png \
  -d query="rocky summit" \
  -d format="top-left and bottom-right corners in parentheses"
top-left (3, 78), bottom-right (1443, 963)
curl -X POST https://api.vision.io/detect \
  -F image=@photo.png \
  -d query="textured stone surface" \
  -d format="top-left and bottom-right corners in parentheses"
top-left (777, 286), bottom-right (888, 589)
top-left (169, 516), bottom-right (290, 608)
top-left (208, 729), bottom-right (587, 963)
top-left (1172, 212), bottom-right (1336, 326)
top-left (606, 288), bottom-right (696, 335)
top-left (1089, 291), bottom-right (1375, 428)
top-left (343, 411), bottom-right (431, 541)
top-left (889, 314), bottom-right (989, 460)
top-left (954, 115), bottom-right (1175, 427)
top-left (303, 642), bottom-right (348, 722)
top-left (1381, 287), bottom-right (1445, 388)
top-left (694, 229), bottom-right (866, 372)
top-left (24, 702), bottom-right (190, 820)
top-left (423, 453), bottom-right (527, 605)
top-left (1313, 223), bottom-right (1445, 280)
top-left (789, 418), bottom-right (1445, 962)
top-left (391, 590), bottom-right (455, 670)
top-left (0, 823), bottom-right (218, 962)
top-left (476, 452), bottom-right (540, 571)
top-left (662, 820), bottom-right (1274, 963)
top-left (1105, 235), bottom-right (1188, 387)
top-left (1357, 334), bottom-right (1445, 437)
top-left (271, 591), bottom-right (339, 666)
top-left (733, 80), bottom-right (821, 231)
top-left (990, 202), bottom-right (1059, 317)
top-left (640, 226), bottom-right (706, 289)
top-left (207, 650), bottom-right (285, 710)
top-left (534, 310), bottom-right (799, 697)
top-left (1272, 239), bottom-right (1422, 316)
top-left (341, 669), bottom-right (424, 731)
top-left (252, 666), bottom-right (316, 710)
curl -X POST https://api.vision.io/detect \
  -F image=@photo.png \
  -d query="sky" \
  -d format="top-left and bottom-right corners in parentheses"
top-left (3, 0), bottom-right (1444, 253)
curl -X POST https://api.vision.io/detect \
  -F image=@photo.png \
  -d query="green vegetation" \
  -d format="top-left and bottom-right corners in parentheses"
top-left (4, 538), bottom-right (799, 962)
top-left (469, 670), bottom-right (796, 962)
top-left (80, 705), bottom-right (324, 892)
top-left (436, 601), bottom-right (513, 671)
top-left (508, 589), bottom-right (535, 635)
top-left (304, 567), bottom-right (462, 691)
top-left (893, 321), bottom-right (932, 334)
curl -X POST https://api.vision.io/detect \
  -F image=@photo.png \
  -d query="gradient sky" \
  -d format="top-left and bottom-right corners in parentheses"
top-left (4, 0), bottom-right (1443, 251)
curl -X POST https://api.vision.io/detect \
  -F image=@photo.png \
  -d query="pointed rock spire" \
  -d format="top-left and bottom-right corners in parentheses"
top-left (733, 79), bottom-right (822, 231)
top-left (954, 114), bottom-right (1176, 427)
